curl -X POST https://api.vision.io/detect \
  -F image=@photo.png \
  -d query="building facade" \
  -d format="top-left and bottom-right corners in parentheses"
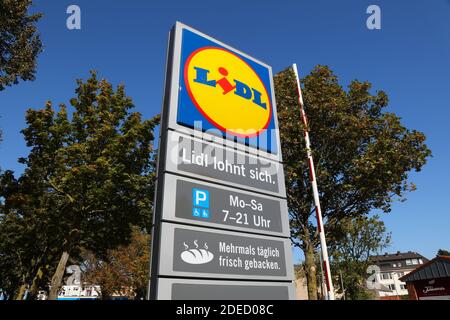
top-left (369, 251), bottom-right (428, 298)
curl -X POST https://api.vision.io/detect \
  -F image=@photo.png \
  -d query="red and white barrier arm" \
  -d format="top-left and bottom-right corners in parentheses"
top-left (292, 63), bottom-right (335, 300)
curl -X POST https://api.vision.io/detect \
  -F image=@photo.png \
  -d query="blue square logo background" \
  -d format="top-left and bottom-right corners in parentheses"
top-left (176, 28), bottom-right (278, 154)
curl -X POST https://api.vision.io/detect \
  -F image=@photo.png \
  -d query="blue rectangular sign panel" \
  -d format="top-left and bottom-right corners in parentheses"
top-left (176, 28), bottom-right (279, 154)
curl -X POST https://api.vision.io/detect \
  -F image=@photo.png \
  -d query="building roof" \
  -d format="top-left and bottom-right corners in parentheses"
top-left (400, 256), bottom-right (450, 282)
top-left (371, 251), bottom-right (427, 263)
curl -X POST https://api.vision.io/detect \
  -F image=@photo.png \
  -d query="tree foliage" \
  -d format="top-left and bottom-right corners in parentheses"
top-left (274, 65), bottom-right (431, 299)
top-left (0, 72), bottom-right (159, 298)
top-left (80, 226), bottom-right (150, 300)
top-left (437, 249), bottom-right (450, 256)
top-left (0, 169), bottom-right (57, 299)
top-left (0, 0), bottom-right (42, 90)
top-left (330, 215), bottom-right (391, 300)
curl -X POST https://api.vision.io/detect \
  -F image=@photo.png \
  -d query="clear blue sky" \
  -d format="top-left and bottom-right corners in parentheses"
top-left (1, 0), bottom-right (449, 263)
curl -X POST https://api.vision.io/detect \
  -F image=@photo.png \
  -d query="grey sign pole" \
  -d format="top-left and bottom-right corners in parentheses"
top-left (148, 23), bottom-right (176, 300)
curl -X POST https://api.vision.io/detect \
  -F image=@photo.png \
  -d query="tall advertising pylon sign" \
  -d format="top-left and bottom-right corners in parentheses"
top-left (149, 22), bottom-right (295, 300)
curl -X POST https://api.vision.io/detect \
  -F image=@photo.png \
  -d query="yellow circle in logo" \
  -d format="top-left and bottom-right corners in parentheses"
top-left (184, 47), bottom-right (272, 137)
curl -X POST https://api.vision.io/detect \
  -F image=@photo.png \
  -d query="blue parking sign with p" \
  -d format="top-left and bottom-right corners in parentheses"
top-left (192, 188), bottom-right (210, 219)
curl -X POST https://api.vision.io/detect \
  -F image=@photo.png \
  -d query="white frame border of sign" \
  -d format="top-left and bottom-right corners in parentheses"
top-left (156, 278), bottom-right (296, 300)
top-left (157, 222), bottom-right (295, 281)
top-left (166, 21), bottom-right (283, 163)
top-left (149, 22), bottom-right (294, 301)
top-left (161, 173), bottom-right (290, 237)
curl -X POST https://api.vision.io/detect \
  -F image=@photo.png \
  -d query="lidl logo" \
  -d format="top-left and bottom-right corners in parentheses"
top-left (184, 48), bottom-right (272, 137)
top-left (177, 28), bottom-right (278, 154)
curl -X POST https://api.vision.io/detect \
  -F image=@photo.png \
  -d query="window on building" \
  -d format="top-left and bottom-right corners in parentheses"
top-left (381, 273), bottom-right (392, 280)
top-left (412, 259), bottom-right (419, 265)
top-left (400, 284), bottom-right (406, 290)
top-left (388, 284), bottom-right (396, 290)
top-left (419, 259), bottom-right (423, 264)
top-left (406, 259), bottom-right (412, 266)
top-left (398, 272), bottom-right (405, 277)
top-left (392, 263), bottom-right (397, 267)
top-left (398, 262), bottom-right (402, 267)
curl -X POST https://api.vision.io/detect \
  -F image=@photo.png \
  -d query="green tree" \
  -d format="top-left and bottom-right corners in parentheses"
top-left (0, 72), bottom-right (159, 299)
top-left (437, 249), bottom-right (450, 256)
top-left (0, 179), bottom-right (25, 298)
top-left (274, 65), bottom-right (431, 300)
top-left (0, 0), bottom-right (42, 90)
top-left (330, 215), bottom-right (391, 300)
top-left (0, 167), bottom-right (69, 300)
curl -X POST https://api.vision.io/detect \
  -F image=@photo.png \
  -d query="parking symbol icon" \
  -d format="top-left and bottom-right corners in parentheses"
top-left (192, 189), bottom-right (210, 219)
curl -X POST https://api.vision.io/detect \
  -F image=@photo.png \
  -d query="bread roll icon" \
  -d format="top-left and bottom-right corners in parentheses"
top-left (181, 241), bottom-right (214, 264)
